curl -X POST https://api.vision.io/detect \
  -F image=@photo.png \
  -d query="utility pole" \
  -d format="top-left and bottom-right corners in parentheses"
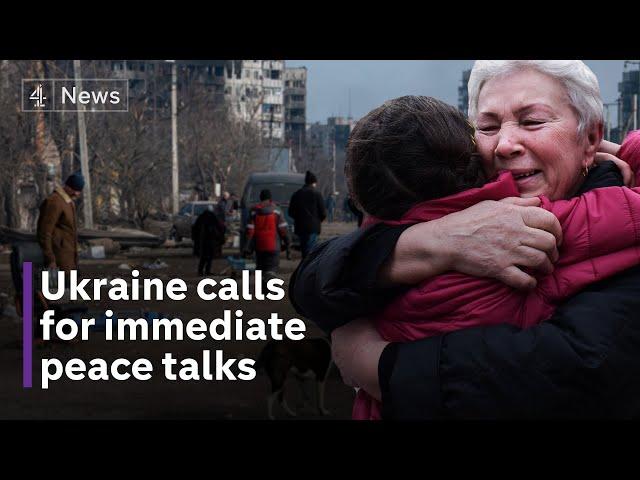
top-left (268, 107), bottom-right (275, 168)
top-left (73, 60), bottom-right (93, 229)
top-left (622, 61), bottom-right (640, 139)
top-left (618, 96), bottom-right (623, 141)
top-left (603, 101), bottom-right (618, 141)
top-left (331, 128), bottom-right (336, 195)
top-left (169, 60), bottom-right (179, 215)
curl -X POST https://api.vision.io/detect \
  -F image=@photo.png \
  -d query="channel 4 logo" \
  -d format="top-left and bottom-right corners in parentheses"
top-left (22, 79), bottom-right (129, 112)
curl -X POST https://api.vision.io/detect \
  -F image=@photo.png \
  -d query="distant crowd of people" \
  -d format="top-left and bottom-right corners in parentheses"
top-left (35, 169), bottom-right (359, 282)
top-left (190, 170), bottom-right (362, 278)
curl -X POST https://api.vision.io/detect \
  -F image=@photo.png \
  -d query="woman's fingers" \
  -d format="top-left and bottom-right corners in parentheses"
top-left (496, 266), bottom-right (537, 290)
top-left (496, 246), bottom-right (554, 291)
top-left (522, 227), bottom-right (560, 263)
top-left (598, 139), bottom-right (621, 156)
top-left (515, 245), bottom-right (555, 275)
top-left (500, 196), bottom-right (541, 207)
top-left (518, 206), bottom-right (564, 247)
top-left (595, 152), bottom-right (634, 187)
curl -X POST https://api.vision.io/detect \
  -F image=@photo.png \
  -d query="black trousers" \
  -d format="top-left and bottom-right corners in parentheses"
top-left (256, 251), bottom-right (280, 274)
top-left (198, 255), bottom-right (213, 275)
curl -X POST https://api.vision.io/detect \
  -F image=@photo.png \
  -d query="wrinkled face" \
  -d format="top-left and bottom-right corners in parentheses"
top-left (474, 69), bottom-right (597, 200)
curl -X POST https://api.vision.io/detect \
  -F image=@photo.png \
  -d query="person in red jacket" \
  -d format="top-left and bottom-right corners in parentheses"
top-left (244, 189), bottom-right (290, 277)
top-left (345, 95), bottom-right (640, 419)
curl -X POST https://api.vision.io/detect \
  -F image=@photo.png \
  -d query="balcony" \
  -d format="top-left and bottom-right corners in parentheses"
top-left (262, 128), bottom-right (283, 140)
top-left (285, 115), bottom-right (306, 124)
top-left (285, 100), bottom-right (305, 110)
top-left (263, 78), bottom-right (283, 89)
top-left (263, 95), bottom-right (283, 105)
top-left (285, 87), bottom-right (306, 95)
top-left (262, 112), bottom-right (284, 122)
top-left (262, 60), bottom-right (284, 70)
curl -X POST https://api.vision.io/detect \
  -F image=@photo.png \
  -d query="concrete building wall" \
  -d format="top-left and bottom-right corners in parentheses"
top-left (458, 69), bottom-right (471, 116)
top-left (619, 68), bottom-right (640, 139)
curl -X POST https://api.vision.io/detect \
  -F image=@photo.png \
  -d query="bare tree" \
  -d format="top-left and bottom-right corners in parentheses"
top-left (0, 61), bottom-right (40, 229)
top-left (0, 60), bottom-right (270, 232)
top-left (179, 80), bottom-right (264, 199)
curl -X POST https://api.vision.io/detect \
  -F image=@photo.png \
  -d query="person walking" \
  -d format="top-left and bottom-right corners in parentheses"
top-left (244, 189), bottom-right (290, 277)
top-left (288, 171), bottom-right (326, 258)
top-left (343, 195), bottom-right (354, 223)
top-left (36, 172), bottom-right (84, 273)
top-left (192, 205), bottom-right (226, 276)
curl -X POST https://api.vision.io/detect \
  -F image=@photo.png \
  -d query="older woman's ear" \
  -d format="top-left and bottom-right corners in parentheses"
top-left (583, 122), bottom-right (605, 167)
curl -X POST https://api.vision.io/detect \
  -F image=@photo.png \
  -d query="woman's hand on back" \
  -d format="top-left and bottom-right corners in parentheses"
top-left (378, 198), bottom-right (563, 290)
top-left (331, 317), bottom-right (388, 402)
top-left (594, 152), bottom-right (635, 187)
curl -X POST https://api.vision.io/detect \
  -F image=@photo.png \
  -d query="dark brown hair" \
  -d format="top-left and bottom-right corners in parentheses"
top-left (345, 95), bottom-right (486, 220)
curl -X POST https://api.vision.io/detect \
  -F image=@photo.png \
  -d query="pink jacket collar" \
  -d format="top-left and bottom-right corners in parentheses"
top-left (361, 171), bottom-right (523, 227)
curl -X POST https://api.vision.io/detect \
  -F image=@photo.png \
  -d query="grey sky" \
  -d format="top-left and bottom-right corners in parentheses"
top-left (286, 60), bottom-right (627, 126)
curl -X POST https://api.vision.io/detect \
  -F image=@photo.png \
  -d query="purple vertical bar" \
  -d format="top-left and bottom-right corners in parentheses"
top-left (23, 262), bottom-right (32, 388)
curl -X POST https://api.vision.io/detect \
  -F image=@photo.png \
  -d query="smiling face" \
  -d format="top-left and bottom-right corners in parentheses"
top-left (474, 68), bottom-right (601, 200)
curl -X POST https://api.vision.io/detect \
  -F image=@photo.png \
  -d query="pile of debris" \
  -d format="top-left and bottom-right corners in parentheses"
top-left (80, 238), bottom-right (122, 259)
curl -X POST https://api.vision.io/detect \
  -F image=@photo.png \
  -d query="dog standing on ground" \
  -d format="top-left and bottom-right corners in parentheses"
top-left (255, 337), bottom-right (332, 420)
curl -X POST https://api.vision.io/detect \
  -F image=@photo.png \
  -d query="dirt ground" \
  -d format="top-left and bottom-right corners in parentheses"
top-left (0, 222), bottom-right (360, 420)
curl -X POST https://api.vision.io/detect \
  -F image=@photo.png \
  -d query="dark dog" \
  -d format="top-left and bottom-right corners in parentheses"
top-left (255, 337), bottom-right (332, 420)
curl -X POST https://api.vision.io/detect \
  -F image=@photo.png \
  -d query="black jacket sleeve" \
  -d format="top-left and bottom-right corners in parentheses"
top-left (317, 191), bottom-right (327, 222)
top-left (288, 191), bottom-right (299, 221)
top-left (379, 264), bottom-right (640, 419)
top-left (289, 222), bottom-right (412, 333)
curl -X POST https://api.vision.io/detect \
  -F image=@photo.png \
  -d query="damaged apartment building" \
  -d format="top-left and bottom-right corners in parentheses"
top-left (109, 60), bottom-right (288, 143)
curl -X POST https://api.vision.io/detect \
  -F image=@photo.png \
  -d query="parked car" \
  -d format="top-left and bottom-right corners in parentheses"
top-left (171, 201), bottom-right (218, 241)
top-left (239, 172), bottom-right (305, 252)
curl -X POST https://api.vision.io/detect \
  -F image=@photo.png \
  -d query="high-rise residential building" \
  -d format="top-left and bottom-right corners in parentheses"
top-left (258, 60), bottom-right (285, 142)
top-left (306, 116), bottom-right (352, 158)
top-left (458, 69), bottom-right (471, 115)
top-left (618, 65), bottom-right (640, 141)
top-left (108, 60), bottom-right (285, 142)
top-left (305, 116), bottom-right (354, 195)
top-left (284, 66), bottom-right (307, 151)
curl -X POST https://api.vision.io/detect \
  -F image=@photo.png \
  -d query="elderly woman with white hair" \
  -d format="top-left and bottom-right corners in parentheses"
top-left (289, 60), bottom-right (640, 419)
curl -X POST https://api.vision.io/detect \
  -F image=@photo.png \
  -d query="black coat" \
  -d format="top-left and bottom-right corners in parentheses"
top-left (192, 210), bottom-right (226, 258)
top-left (288, 185), bottom-right (326, 235)
top-left (289, 161), bottom-right (640, 418)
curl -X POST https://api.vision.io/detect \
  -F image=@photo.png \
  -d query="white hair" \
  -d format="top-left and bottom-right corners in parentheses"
top-left (467, 60), bottom-right (604, 137)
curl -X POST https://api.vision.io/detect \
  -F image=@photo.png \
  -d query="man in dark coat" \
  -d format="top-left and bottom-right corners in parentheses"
top-left (36, 172), bottom-right (84, 272)
top-left (288, 170), bottom-right (326, 258)
top-left (192, 205), bottom-right (226, 276)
